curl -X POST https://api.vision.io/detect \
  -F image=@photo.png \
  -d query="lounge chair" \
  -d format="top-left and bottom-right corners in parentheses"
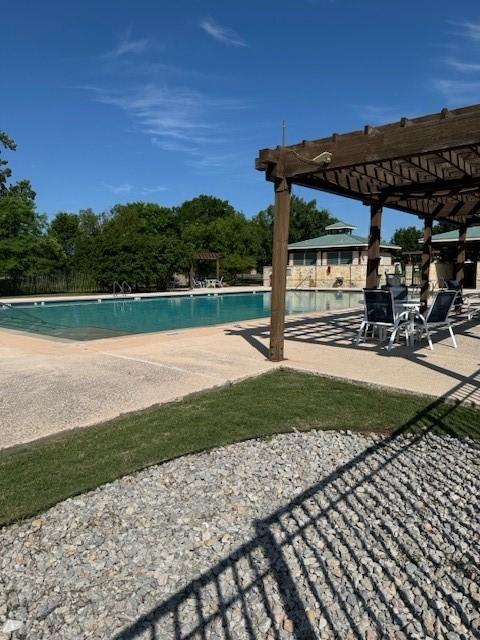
top-left (466, 295), bottom-right (480, 320)
top-left (414, 290), bottom-right (458, 350)
top-left (355, 289), bottom-right (408, 350)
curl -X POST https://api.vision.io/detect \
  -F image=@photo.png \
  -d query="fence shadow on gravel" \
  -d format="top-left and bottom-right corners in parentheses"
top-left (114, 386), bottom-right (479, 640)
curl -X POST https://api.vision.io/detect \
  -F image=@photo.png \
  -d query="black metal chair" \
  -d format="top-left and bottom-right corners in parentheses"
top-left (355, 289), bottom-right (408, 350)
top-left (414, 290), bottom-right (458, 350)
top-left (443, 278), bottom-right (463, 310)
top-left (385, 273), bottom-right (403, 287)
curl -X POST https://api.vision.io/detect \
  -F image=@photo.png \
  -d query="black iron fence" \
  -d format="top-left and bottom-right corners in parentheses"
top-left (0, 272), bottom-right (99, 296)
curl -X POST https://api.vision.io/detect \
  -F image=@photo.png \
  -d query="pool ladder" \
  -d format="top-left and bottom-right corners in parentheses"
top-left (112, 281), bottom-right (132, 297)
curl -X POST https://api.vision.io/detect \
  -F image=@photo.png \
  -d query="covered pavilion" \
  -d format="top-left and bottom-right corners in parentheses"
top-left (189, 251), bottom-right (222, 287)
top-left (256, 104), bottom-right (480, 361)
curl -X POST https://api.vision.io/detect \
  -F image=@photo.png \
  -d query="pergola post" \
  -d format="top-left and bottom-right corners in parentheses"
top-left (420, 215), bottom-right (433, 312)
top-left (216, 257), bottom-right (220, 280)
top-left (366, 203), bottom-right (383, 288)
top-left (455, 223), bottom-right (467, 288)
top-left (269, 177), bottom-right (291, 361)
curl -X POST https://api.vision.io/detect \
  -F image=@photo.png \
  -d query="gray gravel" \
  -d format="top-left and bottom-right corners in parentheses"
top-left (1, 430), bottom-right (479, 640)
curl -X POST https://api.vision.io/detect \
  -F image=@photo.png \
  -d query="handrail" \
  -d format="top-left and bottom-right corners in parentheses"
top-left (113, 281), bottom-right (132, 297)
top-left (294, 274), bottom-right (313, 289)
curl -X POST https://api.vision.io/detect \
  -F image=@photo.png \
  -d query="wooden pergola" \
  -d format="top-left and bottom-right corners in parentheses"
top-left (189, 251), bottom-right (222, 287)
top-left (256, 104), bottom-right (480, 361)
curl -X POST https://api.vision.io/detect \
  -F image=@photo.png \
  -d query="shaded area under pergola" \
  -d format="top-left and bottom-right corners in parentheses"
top-left (189, 251), bottom-right (222, 287)
top-left (256, 104), bottom-right (480, 361)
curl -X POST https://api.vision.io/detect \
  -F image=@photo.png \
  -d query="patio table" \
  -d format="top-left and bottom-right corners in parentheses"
top-left (395, 299), bottom-right (421, 346)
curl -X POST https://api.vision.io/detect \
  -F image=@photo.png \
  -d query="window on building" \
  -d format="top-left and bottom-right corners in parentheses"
top-left (326, 250), bottom-right (353, 265)
top-left (292, 251), bottom-right (317, 266)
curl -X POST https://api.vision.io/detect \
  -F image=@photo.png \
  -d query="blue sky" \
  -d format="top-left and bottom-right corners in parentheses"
top-left (3, 1), bottom-right (480, 239)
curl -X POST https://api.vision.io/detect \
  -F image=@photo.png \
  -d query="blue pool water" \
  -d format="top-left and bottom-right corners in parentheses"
top-left (0, 291), bottom-right (362, 340)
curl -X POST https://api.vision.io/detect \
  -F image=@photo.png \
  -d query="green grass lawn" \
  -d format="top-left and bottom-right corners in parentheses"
top-left (1, 369), bottom-right (478, 527)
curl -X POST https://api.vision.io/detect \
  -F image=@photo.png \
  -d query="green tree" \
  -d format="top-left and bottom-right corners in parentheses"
top-left (0, 194), bottom-right (61, 275)
top-left (175, 195), bottom-right (236, 226)
top-left (0, 131), bottom-right (59, 276)
top-left (391, 226), bottom-right (422, 252)
top-left (94, 202), bottom-right (189, 290)
top-left (0, 131), bottom-right (16, 194)
top-left (252, 195), bottom-right (337, 265)
top-left (49, 212), bottom-right (80, 271)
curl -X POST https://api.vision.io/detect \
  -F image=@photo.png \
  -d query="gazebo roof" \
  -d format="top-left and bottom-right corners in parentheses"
top-left (194, 251), bottom-right (222, 261)
top-left (256, 104), bottom-right (480, 225)
top-left (324, 220), bottom-right (356, 231)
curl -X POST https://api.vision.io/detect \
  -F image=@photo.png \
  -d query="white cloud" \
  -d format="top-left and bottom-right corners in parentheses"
top-left (187, 152), bottom-right (242, 170)
top-left (142, 185), bottom-right (168, 193)
top-left (433, 79), bottom-right (480, 105)
top-left (85, 83), bottom-right (245, 154)
top-left (107, 30), bottom-right (151, 58)
top-left (200, 18), bottom-right (246, 47)
top-left (103, 182), bottom-right (134, 194)
top-left (351, 104), bottom-right (405, 125)
top-left (449, 20), bottom-right (480, 42)
top-left (445, 58), bottom-right (480, 73)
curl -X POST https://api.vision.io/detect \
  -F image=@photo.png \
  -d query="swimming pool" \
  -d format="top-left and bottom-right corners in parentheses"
top-left (0, 290), bottom-right (362, 340)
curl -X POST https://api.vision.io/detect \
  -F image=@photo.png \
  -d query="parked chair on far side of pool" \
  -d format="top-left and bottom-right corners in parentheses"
top-left (414, 290), bottom-right (458, 350)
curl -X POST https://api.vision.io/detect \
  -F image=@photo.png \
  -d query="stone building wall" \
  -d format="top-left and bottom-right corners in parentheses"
top-left (263, 253), bottom-right (395, 288)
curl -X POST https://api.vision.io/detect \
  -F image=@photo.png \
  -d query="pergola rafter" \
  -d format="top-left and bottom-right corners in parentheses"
top-left (256, 104), bottom-right (480, 361)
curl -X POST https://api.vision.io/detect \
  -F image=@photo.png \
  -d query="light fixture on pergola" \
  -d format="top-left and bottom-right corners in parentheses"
top-left (256, 104), bottom-right (480, 361)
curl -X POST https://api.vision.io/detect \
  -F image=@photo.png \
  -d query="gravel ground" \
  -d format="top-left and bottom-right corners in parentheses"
top-left (0, 430), bottom-right (479, 640)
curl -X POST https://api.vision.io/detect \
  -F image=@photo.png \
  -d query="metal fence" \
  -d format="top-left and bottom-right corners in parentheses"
top-left (0, 273), bottom-right (99, 296)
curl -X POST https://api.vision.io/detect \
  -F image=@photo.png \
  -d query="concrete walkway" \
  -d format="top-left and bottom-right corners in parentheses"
top-left (1, 308), bottom-right (479, 449)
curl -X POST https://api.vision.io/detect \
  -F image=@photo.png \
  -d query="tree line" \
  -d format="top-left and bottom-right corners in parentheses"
top-left (0, 131), bottom-right (337, 294)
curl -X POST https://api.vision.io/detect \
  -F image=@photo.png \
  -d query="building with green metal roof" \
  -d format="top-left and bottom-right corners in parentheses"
top-left (429, 225), bottom-right (480, 288)
top-left (430, 226), bottom-right (480, 243)
top-left (263, 222), bottom-right (401, 289)
top-left (288, 221), bottom-right (400, 268)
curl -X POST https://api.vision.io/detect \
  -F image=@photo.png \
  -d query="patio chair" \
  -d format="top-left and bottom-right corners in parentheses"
top-left (466, 295), bottom-right (480, 320)
top-left (414, 290), bottom-right (458, 350)
top-left (355, 289), bottom-right (408, 351)
top-left (385, 273), bottom-right (403, 287)
top-left (215, 276), bottom-right (224, 288)
top-left (443, 278), bottom-right (463, 310)
top-left (192, 278), bottom-right (204, 288)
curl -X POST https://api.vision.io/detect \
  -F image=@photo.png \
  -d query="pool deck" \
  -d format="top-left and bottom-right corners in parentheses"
top-left (1, 289), bottom-right (479, 450)
top-left (0, 285), bottom-right (274, 305)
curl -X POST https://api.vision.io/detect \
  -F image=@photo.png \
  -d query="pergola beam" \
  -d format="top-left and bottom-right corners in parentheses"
top-left (257, 105), bottom-right (480, 176)
top-left (366, 203), bottom-right (383, 288)
top-left (438, 150), bottom-right (474, 177)
top-left (455, 223), bottom-right (468, 288)
top-left (269, 178), bottom-right (291, 361)
top-left (420, 216), bottom-right (433, 312)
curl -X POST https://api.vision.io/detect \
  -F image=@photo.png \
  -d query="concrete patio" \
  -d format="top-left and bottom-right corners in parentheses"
top-left (1, 306), bottom-right (479, 450)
